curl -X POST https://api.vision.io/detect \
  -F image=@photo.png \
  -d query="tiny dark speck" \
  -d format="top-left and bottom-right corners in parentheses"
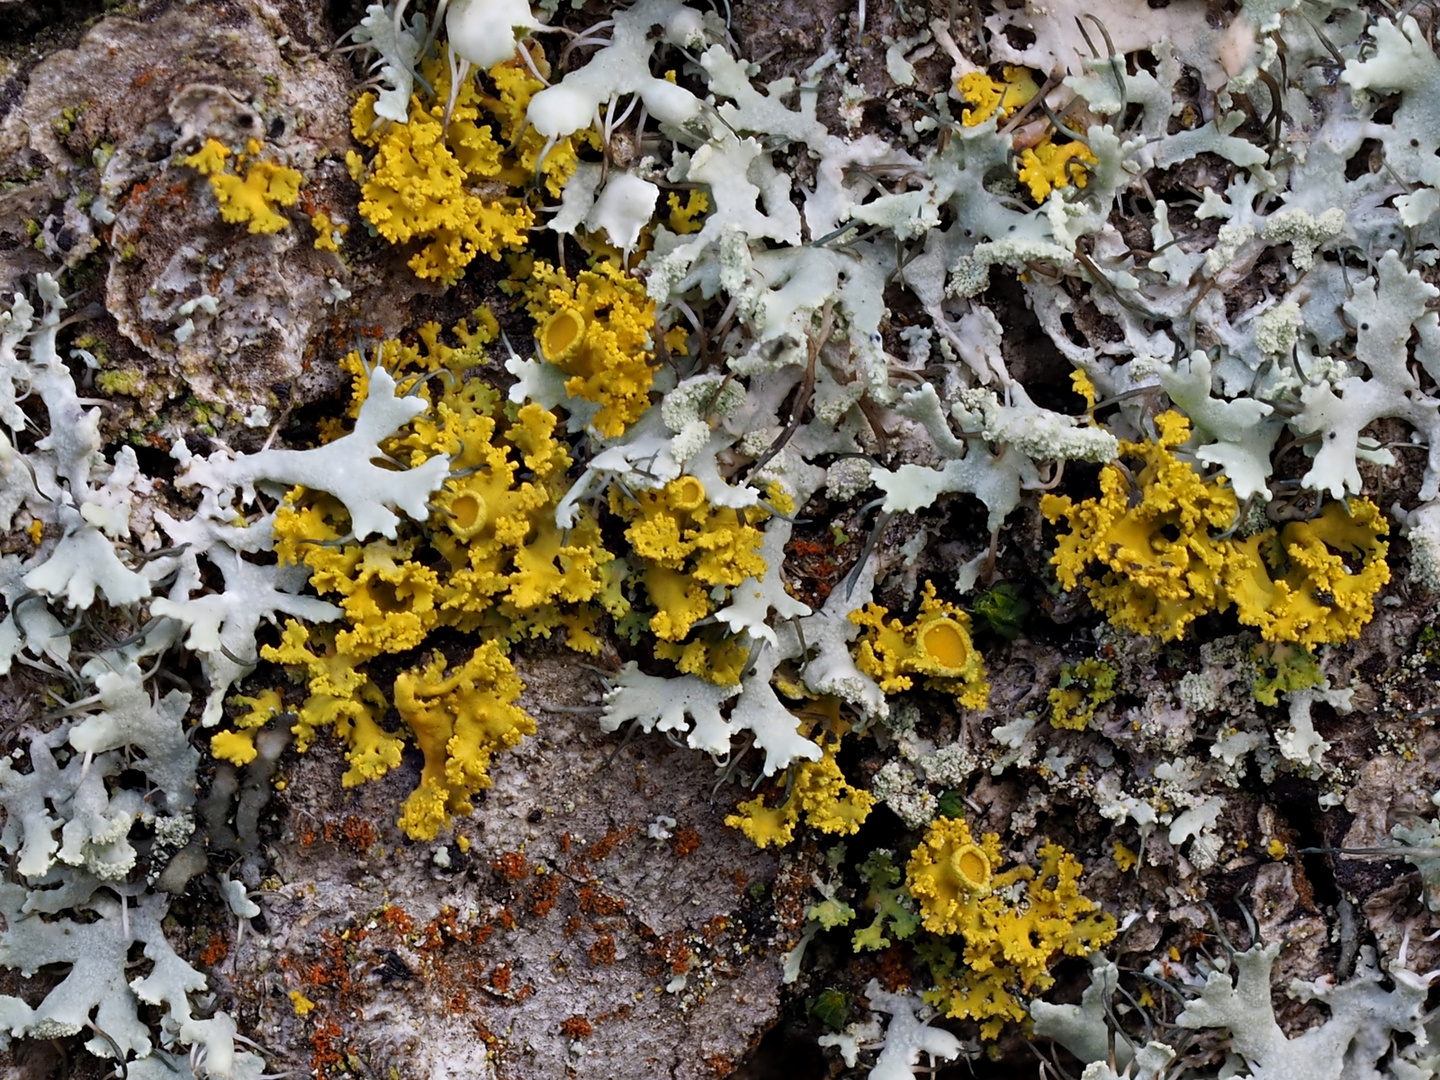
top-left (269, 116), bottom-right (285, 138)
top-left (1361, 322), bottom-right (1369, 330)
top-left (527, 808), bottom-right (544, 823)
top-left (376, 948), bottom-right (415, 983)
top-left (184, 432), bottom-right (215, 456)
top-left (55, 228), bottom-right (75, 252)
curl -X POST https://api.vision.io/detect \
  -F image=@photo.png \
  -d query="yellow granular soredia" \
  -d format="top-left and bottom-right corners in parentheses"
top-left (725, 727), bottom-right (874, 848)
top-left (1047, 658), bottom-right (1117, 731)
top-left (908, 818), bottom-right (1117, 1038)
top-left (515, 258), bottom-right (660, 439)
top-left (850, 581), bottom-right (989, 709)
top-left (956, 67), bottom-right (1039, 127)
top-left (1018, 137), bottom-right (1099, 202)
top-left (1042, 411), bottom-right (1390, 645)
top-left (289, 991), bottom-right (317, 1016)
top-left (393, 643), bottom-right (535, 841)
top-left (182, 137), bottom-right (302, 234)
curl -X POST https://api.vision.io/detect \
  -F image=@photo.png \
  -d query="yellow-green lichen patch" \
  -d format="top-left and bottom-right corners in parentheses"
top-left (1042, 411), bottom-right (1390, 645)
top-left (850, 581), bottom-right (989, 709)
top-left (182, 137), bottom-right (302, 234)
top-left (907, 817), bottom-right (1117, 1038)
top-left (350, 50), bottom-right (591, 284)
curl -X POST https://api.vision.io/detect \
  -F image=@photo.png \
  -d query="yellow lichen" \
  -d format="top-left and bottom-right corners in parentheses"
top-left (1043, 411), bottom-right (1242, 640)
top-left (955, 67), bottom-right (1039, 127)
top-left (351, 49), bottom-right (587, 284)
top-left (1048, 658), bottom-right (1117, 731)
top-left (210, 689), bottom-right (286, 766)
top-left (954, 69), bottom-right (1097, 200)
top-left (182, 137), bottom-right (302, 234)
top-left (850, 582), bottom-right (989, 709)
top-left (259, 326), bottom-right (628, 838)
top-left (261, 621), bottom-right (404, 788)
top-left (1113, 842), bottom-right (1138, 872)
top-left (1070, 368), bottom-right (1097, 410)
top-left (654, 629), bottom-right (751, 686)
top-left (1227, 500), bottom-right (1391, 647)
top-left (354, 90), bottom-right (527, 282)
top-left (610, 477), bottom-right (768, 646)
top-left (344, 149), bottom-right (367, 183)
top-left (725, 716), bottom-right (874, 847)
top-left (1250, 642), bottom-right (1326, 705)
top-left (1018, 137), bottom-right (1098, 202)
top-left (908, 818), bottom-right (1117, 1038)
top-left (276, 327), bottom-right (617, 659)
top-left (311, 211), bottom-right (345, 251)
top-left (513, 258), bottom-right (660, 438)
top-left (1042, 411), bottom-right (1389, 644)
top-left (210, 729), bottom-right (259, 767)
top-left (393, 643), bottom-right (534, 841)
top-left (428, 399), bottom-right (615, 637)
top-left (184, 139), bottom-right (230, 176)
top-left (666, 190), bottom-right (710, 234)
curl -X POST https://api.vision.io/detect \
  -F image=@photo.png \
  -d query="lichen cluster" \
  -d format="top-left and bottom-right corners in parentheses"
top-left (1043, 411), bottom-right (1391, 645)
top-left (7, 0), bottom-right (1440, 1075)
top-left (245, 323), bottom-right (617, 838)
top-left (907, 818), bottom-right (1116, 1037)
top-left (349, 49), bottom-right (587, 283)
